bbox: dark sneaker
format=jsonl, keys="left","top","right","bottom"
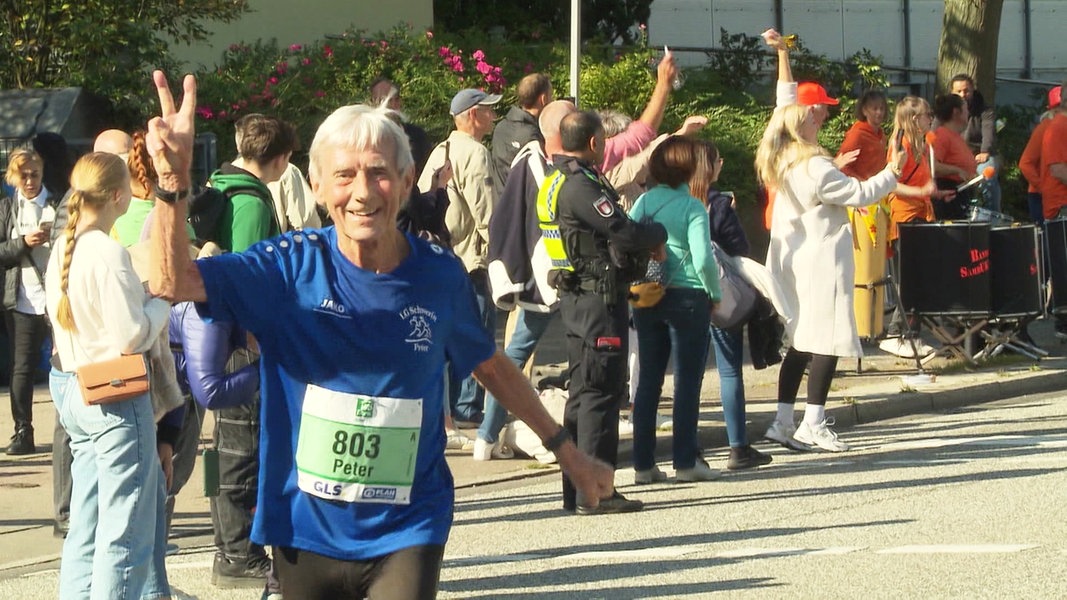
{"left": 212, "top": 553, "right": 271, "bottom": 588}
{"left": 53, "top": 521, "right": 69, "bottom": 539}
{"left": 727, "top": 445, "right": 773, "bottom": 470}
{"left": 576, "top": 491, "right": 644, "bottom": 516}
{"left": 6, "top": 428, "right": 35, "bottom": 455}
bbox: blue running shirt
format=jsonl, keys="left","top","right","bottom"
{"left": 196, "top": 228, "right": 495, "bottom": 560}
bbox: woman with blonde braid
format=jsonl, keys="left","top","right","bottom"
{"left": 758, "top": 104, "right": 904, "bottom": 452}
{"left": 46, "top": 152, "right": 173, "bottom": 599}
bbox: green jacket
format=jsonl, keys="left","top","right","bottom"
{"left": 208, "top": 165, "right": 280, "bottom": 252}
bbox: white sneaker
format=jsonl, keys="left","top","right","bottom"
{"left": 656, "top": 413, "right": 673, "bottom": 431}
{"left": 879, "top": 337, "right": 916, "bottom": 358}
{"left": 764, "top": 419, "right": 810, "bottom": 451}
{"left": 676, "top": 458, "right": 721, "bottom": 482}
{"left": 472, "top": 437, "right": 514, "bottom": 461}
{"left": 794, "top": 418, "right": 850, "bottom": 452}
{"left": 445, "top": 429, "right": 475, "bottom": 451}
{"left": 634, "top": 465, "right": 667, "bottom": 484}
{"left": 618, "top": 416, "right": 634, "bottom": 436}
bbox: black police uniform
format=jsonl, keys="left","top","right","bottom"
{"left": 546, "top": 155, "right": 667, "bottom": 511}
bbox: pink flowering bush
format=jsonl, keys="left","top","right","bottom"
{"left": 195, "top": 24, "right": 514, "bottom": 159}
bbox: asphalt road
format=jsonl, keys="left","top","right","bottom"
{"left": 3, "top": 391, "right": 1066, "bottom": 599}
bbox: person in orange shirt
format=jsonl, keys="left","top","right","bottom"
{"left": 880, "top": 96, "right": 948, "bottom": 358}
{"left": 1019, "top": 86, "right": 1061, "bottom": 225}
{"left": 1039, "top": 89, "right": 1067, "bottom": 221}
{"left": 839, "top": 90, "right": 889, "bottom": 180}
{"left": 931, "top": 93, "right": 978, "bottom": 221}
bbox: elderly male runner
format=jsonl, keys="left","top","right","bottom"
{"left": 146, "top": 71, "right": 612, "bottom": 599}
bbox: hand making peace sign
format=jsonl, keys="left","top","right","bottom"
{"left": 146, "top": 70, "right": 197, "bottom": 193}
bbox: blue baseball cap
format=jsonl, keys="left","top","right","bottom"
{"left": 449, "top": 89, "right": 502, "bottom": 116}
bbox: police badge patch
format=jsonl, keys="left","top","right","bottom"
{"left": 593, "top": 195, "right": 615, "bottom": 218}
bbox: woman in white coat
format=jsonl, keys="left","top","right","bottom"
{"left": 757, "top": 104, "right": 904, "bottom": 451}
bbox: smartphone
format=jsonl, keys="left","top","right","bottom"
{"left": 38, "top": 218, "right": 53, "bottom": 233}
{"left": 202, "top": 448, "right": 220, "bottom": 497}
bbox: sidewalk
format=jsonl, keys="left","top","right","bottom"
{"left": 0, "top": 316, "right": 1063, "bottom": 585}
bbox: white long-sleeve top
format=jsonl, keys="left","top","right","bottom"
{"left": 45, "top": 230, "right": 170, "bottom": 371}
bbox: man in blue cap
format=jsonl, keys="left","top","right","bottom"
{"left": 417, "top": 89, "right": 502, "bottom": 435}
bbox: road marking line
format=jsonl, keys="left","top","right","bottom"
{"left": 563, "top": 545, "right": 704, "bottom": 560}
{"left": 716, "top": 547, "right": 861, "bottom": 559}
{"left": 877, "top": 544, "right": 1038, "bottom": 554}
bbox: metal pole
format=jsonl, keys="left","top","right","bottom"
{"left": 570, "top": 0, "right": 581, "bottom": 106}
{"left": 1022, "top": 0, "right": 1032, "bottom": 78}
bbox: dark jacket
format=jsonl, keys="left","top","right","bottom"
{"left": 962, "top": 90, "right": 996, "bottom": 155}
{"left": 404, "top": 122, "right": 433, "bottom": 177}
{"left": 491, "top": 106, "right": 543, "bottom": 195}
{"left": 0, "top": 193, "right": 59, "bottom": 311}
{"left": 706, "top": 188, "right": 781, "bottom": 368}
{"left": 169, "top": 302, "right": 259, "bottom": 411}
{"left": 706, "top": 189, "right": 749, "bottom": 258}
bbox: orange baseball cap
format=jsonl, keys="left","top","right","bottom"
{"left": 797, "top": 82, "right": 839, "bottom": 106}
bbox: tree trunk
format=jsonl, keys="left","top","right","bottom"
{"left": 936, "top": 0, "right": 1005, "bottom": 104}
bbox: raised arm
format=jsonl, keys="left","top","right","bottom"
{"left": 146, "top": 70, "right": 207, "bottom": 303}
{"left": 635, "top": 50, "right": 677, "bottom": 134}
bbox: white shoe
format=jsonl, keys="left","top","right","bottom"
{"left": 656, "top": 413, "right": 673, "bottom": 431}
{"left": 634, "top": 465, "right": 667, "bottom": 484}
{"left": 676, "top": 458, "right": 721, "bottom": 482}
{"left": 472, "top": 437, "right": 514, "bottom": 461}
{"left": 764, "top": 419, "right": 810, "bottom": 451}
{"left": 446, "top": 429, "right": 475, "bottom": 451}
{"left": 794, "top": 418, "right": 850, "bottom": 452}
{"left": 618, "top": 416, "right": 634, "bottom": 436}
{"left": 879, "top": 337, "right": 916, "bottom": 358}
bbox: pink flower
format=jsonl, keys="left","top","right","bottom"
{"left": 290, "top": 43, "right": 303, "bottom": 51}
{"left": 315, "top": 90, "right": 326, "bottom": 98}
{"left": 524, "top": 62, "right": 534, "bottom": 73}
{"left": 302, "top": 57, "right": 311, "bottom": 66}
{"left": 426, "top": 30, "right": 434, "bottom": 39}
{"left": 268, "top": 76, "right": 279, "bottom": 85}
{"left": 231, "top": 103, "right": 240, "bottom": 110}
{"left": 276, "top": 62, "right": 288, "bottom": 75}
{"left": 475, "top": 61, "right": 491, "bottom": 75}
{"left": 639, "top": 23, "right": 647, "bottom": 30}
{"left": 196, "top": 106, "right": 214, "bottom": 119}
{"left": 438, "top": 46, "right": 451, "bottom": 57}
{"left": 379, "top": 40, "right": 388, "bottom": 49}
{"left": 218, "top": 109, "right": 228, "bottom": 119}
{"left": 323, "top": 45, "right": 333, "bottom": 58}
{"left": 472, "top": 50, "right": 485, "bottom": 61}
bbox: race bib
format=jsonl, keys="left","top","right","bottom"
{"left": 295, "top": 384, "right": 422, "bottom": 504}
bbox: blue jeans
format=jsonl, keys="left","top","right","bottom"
{"left": 51, "top": 368, "right": 169, "bottom": 600}
{"left": 449, "top": 269, "right": 496, "bottom": 421}
{"left": 478, "top": 308, "right": 554, "bottom": 443}
{"left": 631, "top": 288, "right": 711, "bottom": 471}
{"left": 710, "top": 325, "right": 748, "bottom": 447}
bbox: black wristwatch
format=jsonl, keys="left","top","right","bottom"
{"left": 542, "top": 426, "right": 571, "bottom": 453}
{"left": 154, "top": 188, "right": 189, "bottom": 204}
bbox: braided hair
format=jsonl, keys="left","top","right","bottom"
{"left": 127, "top": 131, "right": 157, "bottom": 199}
{"left": 55, "top": 152, "right": 128, "bottom": 332}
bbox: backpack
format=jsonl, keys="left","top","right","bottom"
{"left": 187, "top": 184, "right": 278, "bottom": 251}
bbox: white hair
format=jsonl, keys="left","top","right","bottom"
{"left": 308, "top": 104, "right": 413, "bottom": 183}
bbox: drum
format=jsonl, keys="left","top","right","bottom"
{"left": 1046, "top": 218, "right": 1067, "bottom": 314}
{"left": 899, "top": 222, "right": 991, "bottom": 315}
{"left": 990, "top": 224, "right": 1043, "bottom": 317}
{"left": 852, "top": 207, "right": 888, "bottom": 339}
{"left": 969, "top": 206, "right": 1013, "bottom": 225}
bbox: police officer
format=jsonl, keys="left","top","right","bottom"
{"left": 537, "top": 111, "right": 667, "bottom": 515}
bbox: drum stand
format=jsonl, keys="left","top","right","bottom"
{"left": 972, "top": 317, "right": 1048, "bottom": 361}
{"left": 918, "top": 315, "right": 989, "bottom": 367}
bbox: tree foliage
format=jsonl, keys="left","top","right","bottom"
{"left": 433, "top": 0, "right": 652, "bottom": 43}
{"left": 936, "top": 0, "right": 1005, "bottom": 102}
{"left": 0, "top": 0, "right": 247, "bottom": 125}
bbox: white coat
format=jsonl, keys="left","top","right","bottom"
{"left": 766, "top": 155, "right": 897, "bottom": 357}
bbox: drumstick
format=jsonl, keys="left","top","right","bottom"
{"left": 924, "top": 131, "right": 936, "bottom": 178}
{"left": 956, "top": 166, "right": 997, "bottom": 193}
